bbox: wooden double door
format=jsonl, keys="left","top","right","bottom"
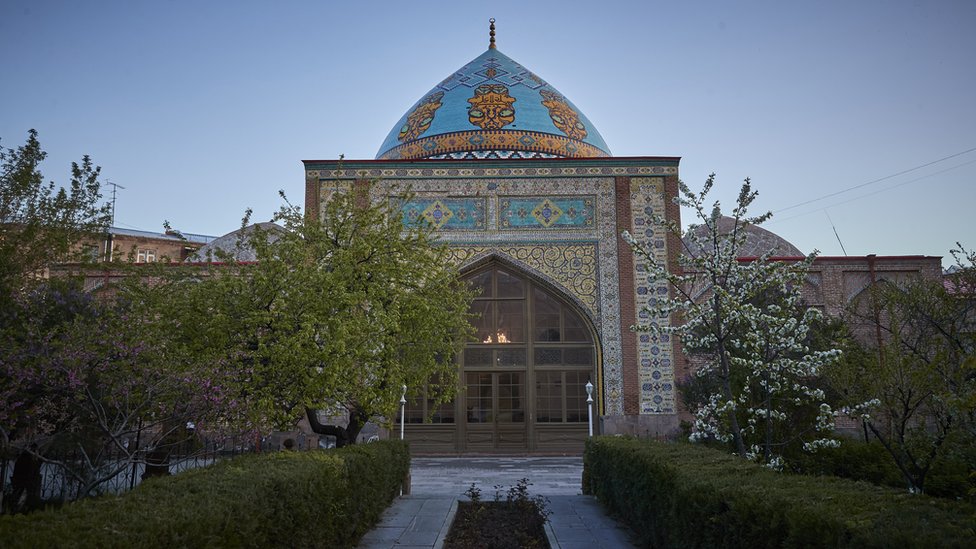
{"left": 462, "top": 371, "right": 527, "bottom": 451}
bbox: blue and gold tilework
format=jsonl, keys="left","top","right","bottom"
{"left": 400, "top": 197, "right": 487, "bottom": 231}
{"left": 376, "top": 47, "right": 611, "bottom": 160}
{"left": 499, "top": 196, "right": 595, "bottom": 229}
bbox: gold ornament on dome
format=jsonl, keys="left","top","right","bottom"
{"left": 540, "top": 89, "right": 587, "bottom": 140}
{"left": 398, "top": 91, "right": 444, "bottom": 142}
{"left": 467, "top": 84, "right": 516, "bottom": 129}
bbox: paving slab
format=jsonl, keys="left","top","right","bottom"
{"left": 356, "top": 457, "right": 637, "bottom": 548}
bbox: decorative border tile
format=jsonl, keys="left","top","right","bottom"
{"left": 309, "top": 164, "right": 677, "bottom": 181}
{"left": 377, "top": 129, "right": 610, "bottom": 161}
{"left": 629, "top": 177, "right": 675, "bottom": 415}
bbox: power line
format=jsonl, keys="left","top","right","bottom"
{"left": 774, "top": 146, "right": 976, "bottom": 214}
{"left": 769, "top": 157, "right": 976, "bottom": 225}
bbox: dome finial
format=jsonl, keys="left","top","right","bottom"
{"left": 489, "top": 18, "right": 496, "bottom": 49}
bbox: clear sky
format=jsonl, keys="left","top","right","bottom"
{"left": 2, "top": 1, "right": 973, "bottom": 266}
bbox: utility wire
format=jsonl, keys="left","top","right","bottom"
{"left": 774, "top": 146, "right": 976, "bottom": 214}
{"left": 770, "top": 157, "right": 976, "bottom": 225}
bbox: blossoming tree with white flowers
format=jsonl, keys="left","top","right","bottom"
{"left": 623, "top": 174, "right": 841, "bottom": 468}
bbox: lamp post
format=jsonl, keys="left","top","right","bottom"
{"left": 400, "top": 384, "right": 407, "bottom": 440}
{"left": 585, "top": 381, "right": 594, "bottom": 437}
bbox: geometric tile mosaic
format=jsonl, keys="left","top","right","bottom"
{"left": 309, "top": 164, "right": 677, "bottom": 182}
{"left": 400, "top": 197, "right": 487, "bottom": 231}
{"left": 499, "top": 195, "right": 595, "bottom": 229}
{"left": 629, "top": 177, "right": 676, "bottom": 415}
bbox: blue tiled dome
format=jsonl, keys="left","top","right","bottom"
{"left": 376, "top": 42, "right": 611, "bottom": 160}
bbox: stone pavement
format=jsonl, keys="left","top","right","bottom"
{"left": 357, "top": 457, "right": 638, "bottom": 549}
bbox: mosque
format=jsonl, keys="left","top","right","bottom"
{"left": 303, "top": 21, "right": 683, "bottom": 453}
{"left": 301, "top": 22, "right": 940, "bottom": 453}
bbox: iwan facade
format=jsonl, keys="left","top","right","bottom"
{"left": 304, "top": 26, "right": 684, "bottom": 453}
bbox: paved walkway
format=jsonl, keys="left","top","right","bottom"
{"left": 357, "top": 457, "right": 638, "bottom": 549}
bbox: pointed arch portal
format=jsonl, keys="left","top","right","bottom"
{"left": 404, "top": 263, "right": 598, "bottom": 453}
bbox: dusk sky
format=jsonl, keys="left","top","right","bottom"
{"left": 2, "top": 1, "right": 973, "bottom": 266}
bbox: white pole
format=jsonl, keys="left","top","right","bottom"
{"left": 400, "top": 384, "right": 407, "bottom": 440}
{"left": 585, "top": 381, "right": 594, "bottom": 437}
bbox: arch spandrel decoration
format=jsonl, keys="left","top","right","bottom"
{"left": 448, "top": 244, "right": 599, "bottom": 317}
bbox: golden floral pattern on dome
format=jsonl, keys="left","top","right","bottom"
{"left": 467, "top": 84, "right": 516, "bottom": 129}
{"left": 540, "top": 89, "right": 587, "bottom": 140}
{"left": 398, "top": 91, "right": 444, "bottom": 142}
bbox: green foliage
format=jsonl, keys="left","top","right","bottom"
{"left": 0, "top": 130, "right": 110, "bottom": 305}
{"left": 790, "top": 438, "right": 975, "bottom": 502}
{"left": 583, "top": 436, "right": 976, "bottom": 548}
{"left": 0, "top": 441, "right": 410, "bottom": 548}
{"left": 826, "top": 247, "right": 976, "bottom": 494}
{"left": 162, "top": 185, "right": 475, "bottom": 442}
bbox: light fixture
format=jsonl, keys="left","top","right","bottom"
{"left": 585, "top": 381, "right": 594, "bottom": 437}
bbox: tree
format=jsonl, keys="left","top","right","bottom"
{"left": 0, "top": 131, "right": 113, "bottom": 511}
{"left": 624, "top": 175, "right": 840, "bottom": 468}
{"left": 0, "top": 130, "right": 111, "bottom": 305}
{"left": 170, "top": 186, "right": 474, "bottom": 446}
{"left": 828, "top": 244, "right": 976, "bottom": 493}
{"left": 0, "top": 277, "right": 223, "bottom": 510}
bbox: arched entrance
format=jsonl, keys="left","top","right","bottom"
{"left": 405, "top": 263, "right": 598, "bottom": 453}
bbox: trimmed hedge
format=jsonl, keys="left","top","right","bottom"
{"left": 583, "top": 437, "right": 976, "bottom": 548}
{"left": 0, "top": 440, "right": 410, "bottom": 548}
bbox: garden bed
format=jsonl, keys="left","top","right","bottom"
{"left": 444, "top": 479, "right": 550, "bottom": 549}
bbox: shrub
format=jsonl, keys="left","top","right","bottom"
{"left": 584, "top": 437, "right": 975, "bottom": 548}
{"left": 0, "top": 441, "right": 409, "bottom": 548}
{"left": 790, "top": 438, "right": 975, "bottom": 502}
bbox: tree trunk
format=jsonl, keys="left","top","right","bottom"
{"left": 867, "top": 421, "right": 923, "bottom": 494}
{"left": 8, "top": 448, "right": 42, "bottom": 513}
{"left": 305, "top": 406, "right": 369, "bottom": 447}
{"left": 716, "top": 342, "right": 748, "bottom": 457}
{"left": 712, "top": 295, "right": 748, "bottom": 458}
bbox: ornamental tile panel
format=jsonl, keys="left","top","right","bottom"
{"left": 447, "top": 243, "right": 598, "bottom": 313}
{"left": 400, "top": 197, "right": 487, "bottom": 231}
{"left": 629, "top": 177, "right": 676, "bottom": 415}
{"left": 498, "top": 196, "right": 595, "bottom": 230}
